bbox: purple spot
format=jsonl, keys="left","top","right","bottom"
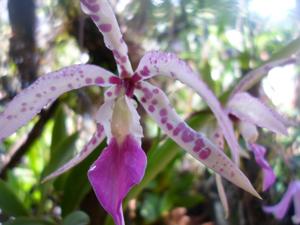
{"left": 21, "top": 108, "right": 27, "bottom": 112}
{"left": 140, "top": 66, "right": 150, "bottom": 76}
{"left": 153, "top": 88, "right": 159, "bottom": 94}
{"left": 85, "top": 78, "right": 92, "bottom": 84}
{"left": 107, "top": 91, "right": 112, "bottom": 97}
{"left": 148, "top": 105, "right": 155, "bottom": 112}
{"left": 95, "top": 77, "right": 104, "bottom": 84}
{"left": 50, "top": 86, "right": 56, "bottom": 91}
{"left": 68, "top": 83, "right": 73, "bottom": 89}
{"left": 99, "top": 23, "right": 112, "bottom": 32}
{"left": 160, "top": 117, "right": 167, "bottom": 124}
{"left": 6, "top": 115, "right": 13, "bottom": 120}
{"left": 159, "top": 108, "right": 167, "bottom": 117}
{"left": 91, "top": 14, "right": 100, "bottom": 21}
{"left": 181, "top": 128, "right": 194, "bottom": 143}
{"left": 166, "top": 123, "right": 173, "bottom": 130}
{"left": 142, "top": 88, "right": 153, "bottom": 100}
{"left": 91, "top": 137, "right": 97, "bottom": 145}
{"left": 81, "top": 0, "right": 100, "bottom": 12}
{"left": 151, "top": 99, "right": 158, "bottom": 105}
{"left": 173, "top": 123, "right": 185, "bottom": 136}
{"left": 199, "top": 148, "right": 211, "bottom": 160}
{"left": 141, "top": 97, "right": 147, "bottom": 103}
{"left": 193, "top": 139, "right": 204, "bottom": 152}
{"left": 36, "top": 93, "right": 42, "bottom": 98}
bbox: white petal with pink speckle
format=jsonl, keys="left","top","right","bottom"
{"left": 43, "top": 123, "right": 106, "bottom": 182}
{"left": 0, "top": 64, "right": 114, "bottom": 140}
{"left": 136, "top": 51, "right": 241, "bottom": 163}
{"left": 134, "top": 81, "right": 260, "bottom": 198}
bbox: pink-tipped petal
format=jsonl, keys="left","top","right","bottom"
{"left": 88, "top": 135, "right": 147, "bottom": 225}
{"left": 249, "top": 144, "right": 276, "bottom": 191}
{"left": 135, "top": 81, "right": 260, "bottom": 198}
{"left": 228, "top": 92, "right": 288, "bottom": 135}
{"left": 136, "top": 51, "right": 240, "bottom": 163}
{"left": 0, "top": 64, "right": 114, "bottom": 140}
{"left": 42, "top": 123, "right": 105, "bottom": 182}
{"left": 80, "top": 0, "right": 133, "bottom": 76}
{"left": 263, "top": 181, "right": 300, "bottom": 219}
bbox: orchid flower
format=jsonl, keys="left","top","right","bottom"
{"left": 0, "top": 1, "right": 260, "bottom": 224}
{"left": 227, "top": 92, "right": 288, "bottom": 191}
{"left": 263, "top": 180, "right": 300, "bottom": 224}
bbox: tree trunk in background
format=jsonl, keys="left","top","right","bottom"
{"left": 8, "top": 0, "right": 38, "bottom": 88}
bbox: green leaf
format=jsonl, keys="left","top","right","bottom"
{"left": 0, "top": 180, "right": 29, "bottom": 217}
{"left": 42, "top": 132, "right": 79, "bottom": 179}
{"left": 62, "top": 211, "right": 90, "bottom": 225}
{"left": 3, "top": 218, "right": 56, "bottom": 225}
{"left": 51, "top": 106, "right": 68, "bottom": 152}
{"left": 269, "top": 37, "right": 300, "bottom": 62}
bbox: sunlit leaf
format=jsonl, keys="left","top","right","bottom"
{"left": 0, "top": 180, "right": 29, "bottom": 217}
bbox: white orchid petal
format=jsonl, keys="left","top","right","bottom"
{"left": 134, "top": 81, "right": 260, "bottom": 198}
{"left": 135, "top": 51, "right": 240, "bottom": 163}
{"left": 80, "top": 0, "right": 133, "bottom": 75}
{"left": 228, "top": 92, "right": 288, "bottom": 135}
{"left": 42, "top": 123, "right": 105, "bottom": 182}
{"left": 0, "top": 64, "right": 114, "bottom": 140}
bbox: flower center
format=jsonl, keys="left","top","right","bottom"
{"left": 112, "top": 73, "right": 141, "bottom": 98}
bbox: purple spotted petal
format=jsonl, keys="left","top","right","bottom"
{"left": 80, "top": 0, "right": 133, "bottom": 76}
{"left": 88, "top": 135, "right": 147, "bottom": 225}
{"left": 0, "top": 64, "right": 114, "bottom": 140}
{"left": 249, "top": 143, "right": 276, "bottom": 191}
{"left": 136, "top": 51, "right": 240, "bottom": 163}
{"left": 263, "top": 181, "right": 300, "bottom": 219}
{"left": 43, "top": 123, "right": 105, "bottom": 182}
{"left": 134, "top": 81, "right": 260, "bottom": 198}
{"left": 227, "top": 92, "right": 288, "bottom": 135}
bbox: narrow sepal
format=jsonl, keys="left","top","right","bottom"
{"left": 134, "top": 81, "right": 260, "bottom": 198}
{"left": 42, "top": 123, "right": 105, "bottom": 182}
{"left": 136, "top": 51, "right": 241, "bottom": 163}
{"left": 80, "top": 0, "right": 133, "bottom": 75}
{"left": 0, "top": 64, "right": 114, "bottom": 140}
